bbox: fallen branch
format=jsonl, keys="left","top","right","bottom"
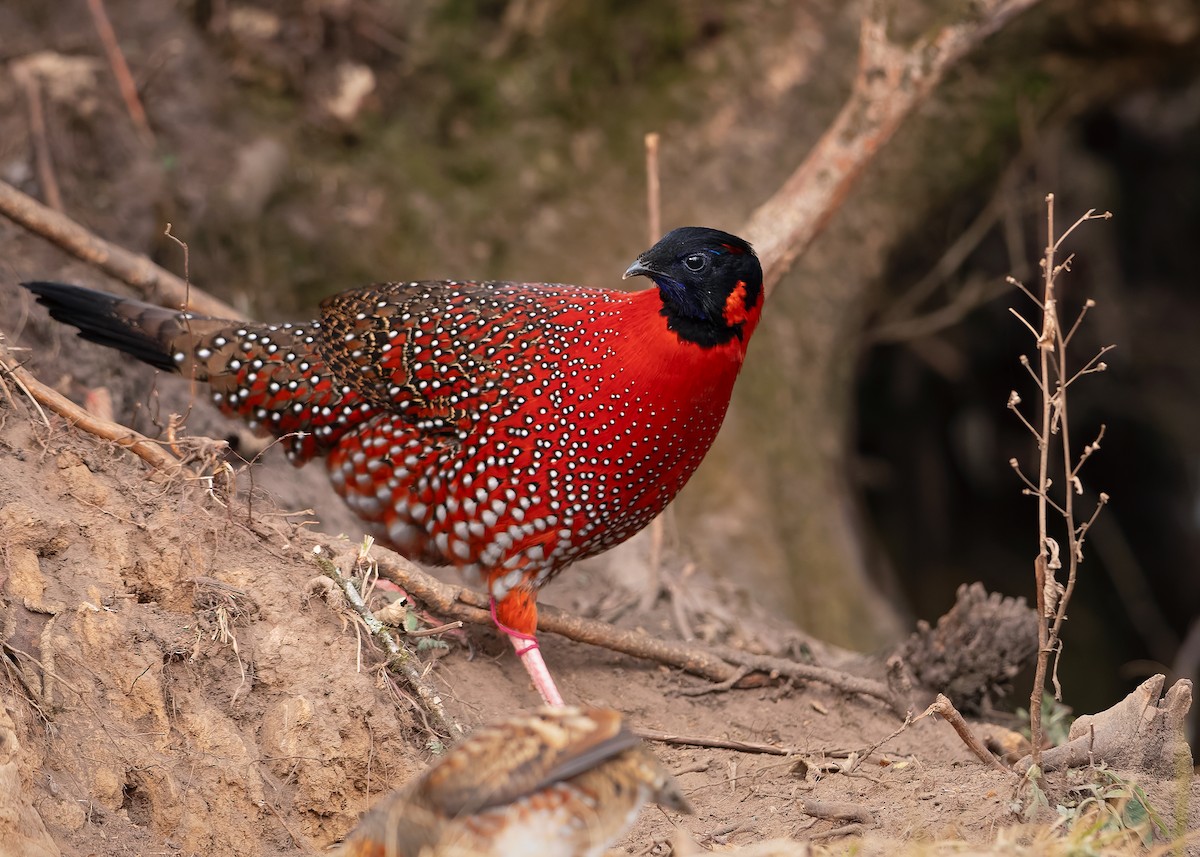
{"left": 312, "top": 547, "right": 463, "bottom": 740}
{"left": 636, "top": 728, "right": 798, "bottom": 757}
{"left": 920, "top": 693, "right": 1014, "bottom": 775}
{"left": 356, "top": 546, "right": 906, "bottom": 714}
{"left": 0, "top": 179, "right": 240, "bottom": 319}
{"left": 367, "top": 547, "right": 733, "bottom": 680}
{"left": 0, "top": 339, "right": 180, "bottom": 472}
{"left": 710, "top": 645, "right": 906, "bottom": 717}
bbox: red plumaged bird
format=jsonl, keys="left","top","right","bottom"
{"left": 23, "top": 226, "right": 764, "bottom": 706}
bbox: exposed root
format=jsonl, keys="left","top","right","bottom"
{"left": 920, "top": 693, "right": 1014, "bottom": 775}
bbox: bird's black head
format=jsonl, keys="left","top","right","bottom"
{"left": 623, "top": 226, "right": 763, "bottom": 347}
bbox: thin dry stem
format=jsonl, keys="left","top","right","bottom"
{"left": 1007, "top": 275, "right": 1045, "bottom": 309}
{"left": 644, "top": 132, "right": 661, "bottom": 243}
{"left": 1071, "top": 424, "right": 1106, "bottom": 479}
{"left": 1008, "top": 307, "right": 1041, "bottom": 340}
{"left": 1009, "top": 459, "right": 1040, "bottom": 495}
{"left": 1075, "top": 493, "right": 1109, "bottom": 546}
{"left": 14, "top": 68, "right": 63, "bottom": 212}
{"left": 312, "top": 547, "right": 463, "bottom": 739}
{"left": 1027, "top": 194, "right": 1057, "bottom": 764}
{"left": 1007, "top": 395, "right": 1041, "bottom": 441}
{"left": 643, "top": 131, "right": 668, "bottom": 590}
{"left": 1062, "top": 298, "right": 1096, "bottom": 347}
{"left": 1011, "top": 193, "right": 1111, "bottom": 767}
{"left": 85, "top": 0, "right": 155, "bottom": 148}
{"left": 1018, "top": 354, "right": 1043, "bottom": 389}
{"left": 1064, "top": 344, "right": 1115, "bottom": 389}
{"left": 1051, "top": 208, "right": 1112, "bottom": 253}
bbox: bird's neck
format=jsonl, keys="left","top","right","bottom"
{"left": 625, "top": 287, "right": 761, "bottom": 368}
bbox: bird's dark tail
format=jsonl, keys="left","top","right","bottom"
{"left": 22, "top": 281, "right": 365, "bottom": 464}
{"left": 21, "top": 281, "right": 217, "bottom": 373}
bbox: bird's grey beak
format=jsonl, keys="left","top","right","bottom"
{"left": 623, "top": 259, "right": 653, "bottom": 280}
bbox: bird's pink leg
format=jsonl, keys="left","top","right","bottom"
{"left": 509, "top": 636, "right": 564, "bottom": 707}
{"left": 491, "top": 597, "right": 565, "bottom": 707}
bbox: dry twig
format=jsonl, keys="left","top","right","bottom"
{"left": 1007, "top": 194, "right": 1112, "bottom": 767}
{"left": 920, "top": 693, "right": 1013, "bottom": 775}
{"left": 0, "top": 179, "right": 240, "bottom": 319}
{"left": 312, "top": 546, "right": 463, "bottom": 740}
{"left": 642, "top": 130, "right": 668, "bottom": 600}
{"left": 710, "top": 644, "right": 906, "bottom": 717}
{"left": 636, "top": 728, "right": 799, "bottom": 757}
{"left": 12, "top": 65, "right": 63, "bottom": 212}
{"left": 644, "top": 132, "right": 662, "bottom": 243}
{"left": 85, "top": 0, "right": 155, "bottom": 148}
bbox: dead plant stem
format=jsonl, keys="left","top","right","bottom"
{"left": 1017, "top": 194, "right": 1112, "bottom": 768}
{"left": 313, "top": 548, "right": 463, "bottom": 739}
{"left": 1029, "top": 195, "right": 1056, "bottom": 766}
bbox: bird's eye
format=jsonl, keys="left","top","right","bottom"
{"left": 683, "top": 254, "right": 707, "bottom": 272}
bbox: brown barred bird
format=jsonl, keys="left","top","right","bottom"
{"left": 334, "top": 706, "right": 690, "bottom": 857}
{"left": 22, "top": 226, "right": 764, "bottom": 705}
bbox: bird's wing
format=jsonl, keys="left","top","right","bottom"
{"left": 318, "top": 279, "right": 581, "bottom": 435}
{"left": 417, "top": 707, "right": 641, "bottom": 816}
